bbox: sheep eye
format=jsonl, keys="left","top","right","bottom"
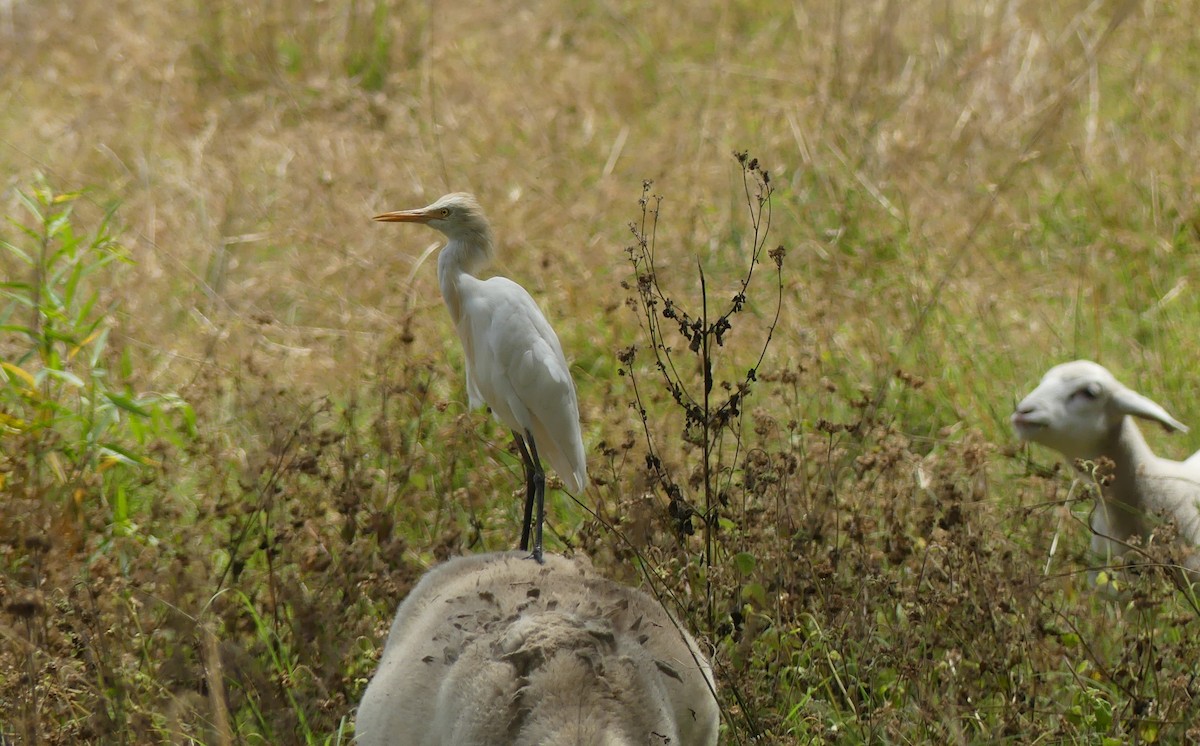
{"left": 1072, "top": 385, "right": 1099, "bottom": 401}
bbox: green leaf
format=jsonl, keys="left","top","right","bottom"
{"left": 73, "top": 291, "right": 101, "bottom": 330}
{"left": 119, "top": 347, "right": 133, "bottom": 378}
{"left": 44, "top": 327, "right": 79, "bottom": 346}
{"left": 88, "top": 327, "right": 111, "bottom": 368}
{"left": 105, "top": 392, "right": 153, "bottom": 417}
{"left": 63, "top": 256, "right": 86, "bottom": 308}
{"left": 1, "top": 361, "right": 38, "bottom": 389}
{"left": 15, "top": 188, "right": 43, "bottom": 223}
{"left": 0, "top": 411, "right": 30, "bottom": 432}
{"left": 0, "top": 323, "right": 38, "bottom": 338}
{"left": 112, "top": 483, "right": 129, "bottom": 523}
{"left": 0, "top": 239, "right": 32, "bottom": 264}
{"left": 47, "top": 210, "right": 73, "bottom": 242}
{"left": 741, "top": 582, "right": 767, "bottom": 607}
{"left": 51, "top": 189, "right": 84, "bottom": 205}
{"left": 39, "top": 367, "right": 85, "bottom": 388}
{"left": 0, "top": 293, "right": 37, "bottom": 311}
{"left": 733, "top": 551, "right": 756, "bottom": 576}
{"left": 99, "top": 442, "right": 154, "bottom": 467}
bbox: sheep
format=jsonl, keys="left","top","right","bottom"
{"left": 355, "top": 551, "right": 720, "bottom": 746}
{"left": 1012, "top": 359, "right": 1200, "bottom": 585}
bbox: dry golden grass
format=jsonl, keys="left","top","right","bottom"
{"left": 4, "top": 0, "right": 1200, "bottom": 743}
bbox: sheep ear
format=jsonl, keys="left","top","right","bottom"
{"left": 1112, "top": 387, "right": 1189, "bottom": 433}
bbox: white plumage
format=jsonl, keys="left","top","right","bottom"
{"left": 374, "top": 193, "right": 587, "bottom": 559}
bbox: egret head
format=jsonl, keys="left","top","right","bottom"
{"left": 373, "top": 192, "right": 491, "bottom": 245}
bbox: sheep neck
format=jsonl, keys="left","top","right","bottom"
{"left": 1096, "top": 416, "right": 1154, "bottom": 530}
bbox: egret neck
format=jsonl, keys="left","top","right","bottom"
{"left": 436, "top": 227, "right": 493, "bottom": 325}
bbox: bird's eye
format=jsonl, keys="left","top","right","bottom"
{"left": 440, "top": 208, "right": 450, "bottom": 218}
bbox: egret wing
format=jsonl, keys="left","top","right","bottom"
{"left": 463, "top": 277, "right": 587, "bottom": 493}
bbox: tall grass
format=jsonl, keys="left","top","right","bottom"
{"left": 4, "top": 0, "right": 1200, "bottom": 742}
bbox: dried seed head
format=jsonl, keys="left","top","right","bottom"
{"left": 6, "top": 590, "right": 45, "bottom": 619}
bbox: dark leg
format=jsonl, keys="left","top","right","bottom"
{"left": 523, "top": 430, "right": 546, "bottom": 563}
{"left": 512, "top": 431, "right": 538, "bottom": 553}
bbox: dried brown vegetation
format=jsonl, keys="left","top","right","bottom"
{"left": 3, "top": 0, "right": 1200, "bottom": 743}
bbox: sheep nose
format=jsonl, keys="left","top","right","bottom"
{"left": 1011, "top": 403, "right": 1037, "bottom": 424}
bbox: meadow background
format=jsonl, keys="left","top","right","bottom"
{"left": 3, "top": 0, "right": 1200, "bottom": 743}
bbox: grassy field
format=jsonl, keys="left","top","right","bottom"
{"left": 4, "top": 0, "right": 1200, "bottom": 742}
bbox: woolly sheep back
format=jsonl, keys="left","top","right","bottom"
{"left": 356, "top": 551, "right": 719, "bottom": 746}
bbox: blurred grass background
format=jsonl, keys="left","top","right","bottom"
{"left": 3, "top": 0, "right": 1200, "bottom": 743}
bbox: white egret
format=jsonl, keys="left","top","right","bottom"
{"left": 373, "top": 193, "right": 587, "bottom": 562}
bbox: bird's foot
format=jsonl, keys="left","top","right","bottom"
{"left": 525, "top": 546, "right": 545, "bottom": 565}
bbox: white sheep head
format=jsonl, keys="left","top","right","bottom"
{"left": 1012, "top": 360, "right": 1188, "bottom": 460}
